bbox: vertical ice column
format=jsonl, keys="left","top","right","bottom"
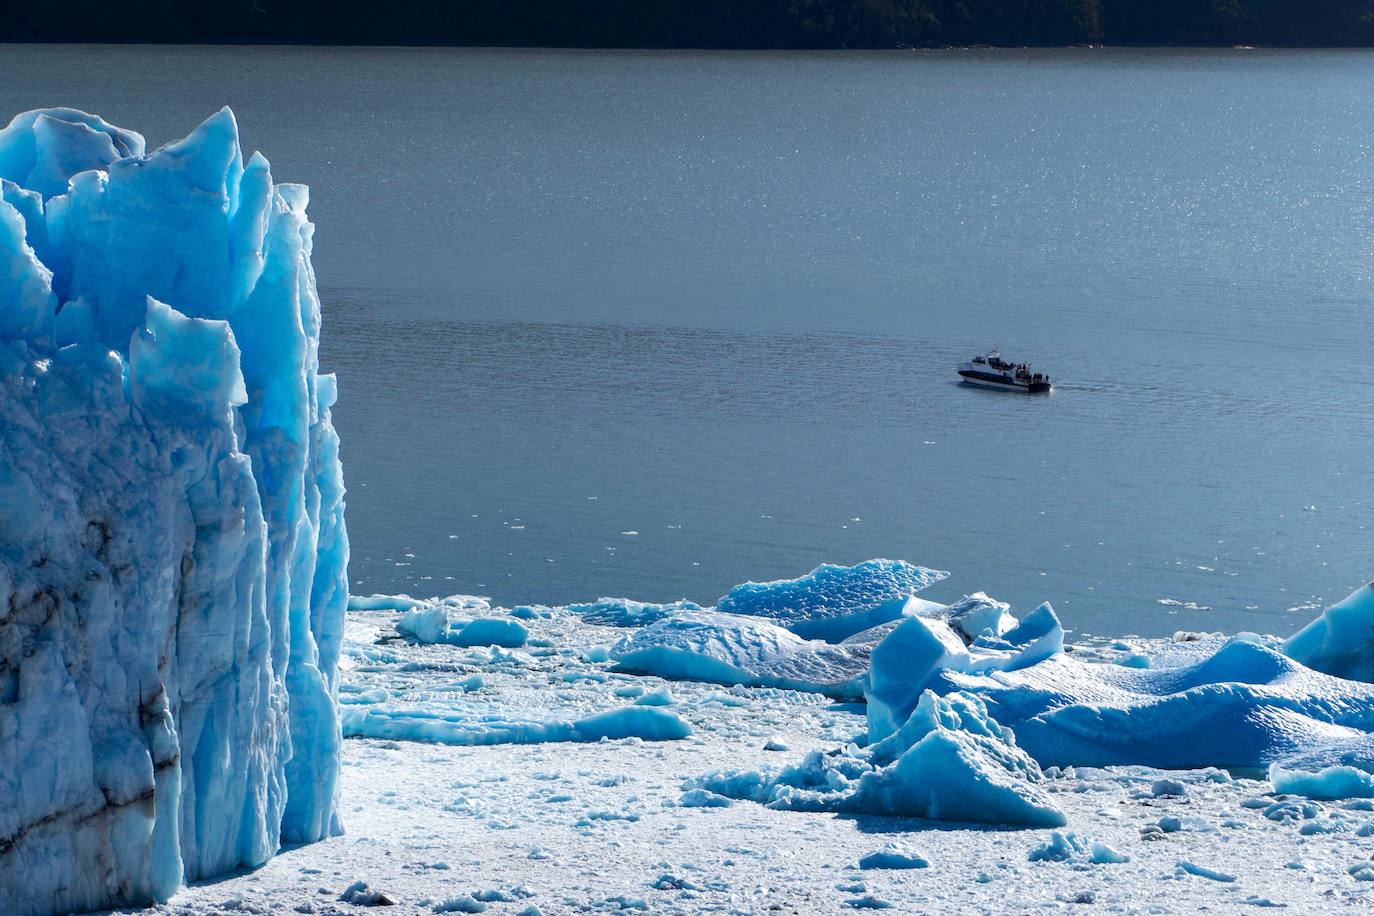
{"left": 0, "top": 106, "right": 349, "bottom": 913}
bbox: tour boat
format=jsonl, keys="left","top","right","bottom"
{"left": 957, "top": 352, "right": 1052, "bottom": 393}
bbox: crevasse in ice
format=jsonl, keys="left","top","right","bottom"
{"left": 0, "top": 107, "right": 348, "bottom": 914}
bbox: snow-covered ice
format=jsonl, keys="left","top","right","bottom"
{"left": 690, "top": 688, "right": 1066, "bottom": 827}
{"left": 28, "top": 565, "right": 1345, "bottom": 913}
{"left": 0, "top": 107, "right": 346, "bottom": 913}
{"left": 397, "top": 600, "right": 530, "bottom": 647}
{"left": 714, "top": 559, "right": 947, "bottom": 642}
{"left": 609, "top": 610, "right": 877, "bottom": 698}
{"left": 123, "top": 577, "right": 1374, "bottom": 913}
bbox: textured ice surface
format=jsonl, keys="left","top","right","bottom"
{"left": 1269, "top": 763, "right": 1374, "bottom": 800}
{"left": 931, "top": 637, "right": 1374, "bottom": 770}
{"left": 342, "top": 704, "right": 690, "bottom": 746}
{"left": 349, "top": 594, "right": 430, "bottom": 612}
{"left": 0, "top": 107, "right": 347, "bottom": 913}
{"left": 1283, "top": 582, "right": 1374, "bottom": 683}
{"left": 866, "top": 603, "right": 1064, "bottom": 742}
{"left": 609, "top": 610, "right": 876, "bottom": 699}
{"left": 565, "top": 597, "right": 705, "bottom": 628}
{"left": 146, "top": 578, "right": 1374, "bottom": 913}
{"left": 396, "top": 602, "right": 528, "bottom": 647}
{"left": 715, "top": 559, "right": 948, "bottom": 642}
{"left": 691, "top": 690, "right": 1064, "bottom": 827}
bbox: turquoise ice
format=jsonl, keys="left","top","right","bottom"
{"left": 0, "top": 107, "right": 347, "bottom": 913}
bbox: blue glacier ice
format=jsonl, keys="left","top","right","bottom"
{"left": 1269, "top": 762, "right": 1374, "bottom": 800}
{"left": 715, "top": 559, "right": 948, "bottom": 642}
{"left": 689, "top": 689, "right": 1065, "bottom": 827}
{"left": 343, "top": 703, "right": 691, "bottom": 745}
{"left": 394, "top": 598, "right": 528, "bottom": 647}
{"left": 858, "top": 844, "right": 930, "bottom": 870}
{"left": 609, "top": 609, "right": 879, "bottom": 699}
{"left": 599, "top": 560, "right": 956, "bottom": 698}
{"left": 1283, "top": 581, "right": 1374, "bottom": 684}
{"left": 685, "top": 582, "right": 1374, "bottom": 825}
{"left": 566, "top": 596, "right": 706, "bottom": 627}
{"left": 866, "top": 602, "right": 1064, "bottom": 742}
{"left": 854, "top": 593, "right": 1374, "bottom": 772}
{"left": 0, "top": 107, "right": 347, "bottom": 914}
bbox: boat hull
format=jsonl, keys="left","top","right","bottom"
{"left": 958, "top": 370, "right": 1051, "bottom": 394}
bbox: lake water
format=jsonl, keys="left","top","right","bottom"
{"left": 3, "top": 45, "right": 1371, "bottom": 638}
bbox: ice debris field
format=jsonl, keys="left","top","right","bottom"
{"left": 157, "top": 567, "right": 1374, "bottom": 914}
{"left": 5, "top": 107, "right": 1374, "bottom": 915}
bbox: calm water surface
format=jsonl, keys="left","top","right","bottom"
{"left": 2, "top": 45, "right": 1371, "bottom": 637}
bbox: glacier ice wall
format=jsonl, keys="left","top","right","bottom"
{"left": 0, "top": 107, "right": 348, "bottom": 914}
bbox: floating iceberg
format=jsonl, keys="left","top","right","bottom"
{"left": 866, "top": 602, "right": 1063, "bottom": 742}
{"left": 689, "top": 690, "right": 1064, "bottom": 828}
{"left": 349, "top": 593, "right": 431, "bottom": 612}
{"left": 1283, "top": 582, "right": 1374, "bottom": 683}
{"left": 396, "top": 603, "right": 528, "bottom": 648}
{"left": 716, "top": 559, "right": 948, "bottom": 642}
{"left": 609, "top": 610, "right": 877, "bottom": 699}
{"left": 0, "top": 108, "right": 347, "bottom": 913}
{"left": 565, "top": 596, "right": 705, "bottom": 628}
{"left": 926, "top": 635, "right": 1374, "bottom": 770}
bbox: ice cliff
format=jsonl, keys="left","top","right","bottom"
{"left": 0, "top": 107, "right": 348, "bottom": 914}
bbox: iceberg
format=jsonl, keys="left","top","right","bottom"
{"left": 0, "top": 108, "right": 347, "bottom": 913}
{"left": 596, "top": 560, "right": 961, "bottom": 698}
{"left": 395, "top": 603, "right": 528, "bottom": 648}
{"left": 609, "top": 610, "right": 878, "bottom": 699}
{"left": 565, "top": 596, "right": 705, "bottom": 628}
{"left": 687, "top": 585, "right": 1374, "bottom": 826}
{"left": 866, "top": 602, "right": 1064, "bottom": 742}
{"left": 715, "top": 559, "right": 948, "bottom": 642}
{"left": 923, "top": 635, "right": 1374, "bottom": 770}
{"left": 851, "top": 590, "right": 1374, "bottom": 772}
{"left": 1269, "top": 763, "right": 1374, "bottom": 800}
{"left": 1283, "top": 582, "right": 1374, "bottom": 683}
{"left": 689, "top": 690, "right": 1064, "bottom": 828}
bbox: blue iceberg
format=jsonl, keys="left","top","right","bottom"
{"left": 0, "top": 108, "right": 347, "bottom": 913}
{"left": 566, "top": 596, "right": 706, "bottom": 628}
{"left": 1283, "top": 582, "right": 1374, "bottom": 684}
{"left": 394, "top": 598, "right": 529, "bottom": 648}
{"left": 847, "top": 591, "right": 1374, "bottom": 774}
{"left": 343, "top": 703, "right": 691, "bottom": 745}
{"left": 689, "top": 689, "right": 1065, "bottom": 828}
{"left": 609, "top": 609, "right": 879, "bottom": 699}
{"left": 716, "top": 559, "right": 947, "bottom": 642}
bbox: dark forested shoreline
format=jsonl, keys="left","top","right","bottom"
{"left": 3, "top": 0, "right": 1373, "bottom": 48}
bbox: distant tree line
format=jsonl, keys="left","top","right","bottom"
{"left": 4, "top": 0, "right": 1374, "bottom": 47}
